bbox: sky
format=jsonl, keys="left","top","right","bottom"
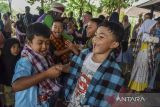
{"left": 12, "top": 0, "right": 40, "bottom": 14}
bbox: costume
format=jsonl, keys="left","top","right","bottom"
{"left": 128, "top": 19, "right": 159, "bottom": 92}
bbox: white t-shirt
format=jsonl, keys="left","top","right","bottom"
{"left": 68, "top": 53, "right": 101, "bottom": 107}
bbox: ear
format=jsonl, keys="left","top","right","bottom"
{"left": 110, "top": 42, "right": 119, "bottom": 49}
{"left": 27, "top": 40, "right": 32, "bottom": 46}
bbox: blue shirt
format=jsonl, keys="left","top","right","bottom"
{"left": 12, "top": 57, "right": 49, "bottom": 107}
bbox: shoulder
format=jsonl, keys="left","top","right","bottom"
{"left": 71, "top": 48, "right": 91, "bottom": 64}
{"left": 16, "top": 57, "right": 31, "bottom": 65}
{"left": 13, "top": 57, "right": 34, "bottom": 82}
{"left": 15, "top": 57, "right": 33, "bottom": 72}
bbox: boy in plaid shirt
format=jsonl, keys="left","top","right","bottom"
{"left": 65, "top": 21, "right": 125, "bottom": 107}
{"left": 50, "top": 19, "right": 79, "bottom": 64}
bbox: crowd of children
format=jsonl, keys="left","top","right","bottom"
{"left": 0, "top": 2, "right": 160, "bottom": 107}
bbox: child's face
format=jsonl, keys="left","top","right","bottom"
{"left": 52, "top": 22, "right": 63, "bottom": 37}
{"left": 29, "top": 35, "right": 50, "bottom": 56}
{"left": 87, "top": 21, "right": 98, "bottom": 38}
{"left": 10, "top": 43, "right": 20, "bottom": 56}
{"left": 92, "top": 26, "right": 119, "bottom": 54}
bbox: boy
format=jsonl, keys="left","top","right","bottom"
{"left": 50, "top": 19, "right": 79, "bottom": 64}
{"left": 12, "top": 23, "right": 63, "bottom": 107}
{"left": 65, "top": 21, "right": 125, "bottom": 107}
{"left": 65, "top": 18, "right": 102, "bottom": 54}
{"left": 85, "top": 18, "right": 102, "bottom": 48}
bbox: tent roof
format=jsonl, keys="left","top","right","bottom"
{"left": 137, "top": 0, "right": 160, "bottom": 11}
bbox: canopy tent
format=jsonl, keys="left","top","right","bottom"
{"left": 136, "top": 0, "right": 160, "bottom": 12}
{"left": 125, "top": 6, "right": 160, "bottom": 17}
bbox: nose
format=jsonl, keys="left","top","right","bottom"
{"left": 42, "top": 42, "right": 47, "bottom": 50}
{"left": 92, "top": 36, "right": 97, "bottom": 43}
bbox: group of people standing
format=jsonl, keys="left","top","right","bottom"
{"left": 0, "top": 2, "right": 160, "bottom": 107}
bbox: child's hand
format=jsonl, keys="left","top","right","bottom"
{"left": 65, "top": 40, "right": 80, "bottom": 55}
{"left": 65, "top": 40, "right": 77, "bottom": 51}
{"left": 46, "top": 64, "right": 63, "bottom": 79}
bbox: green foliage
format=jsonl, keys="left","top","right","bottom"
{"left": 26, "top": 0, "right": 130, "bottom": 17}
{"left": 65, "top": 0, "right": 98, "bottom": 19}
{"left": 101, "top": 0, "right": 129, "bottom": 15}
{"left": 0, "top": 2, "right": 9, "bottom": 13}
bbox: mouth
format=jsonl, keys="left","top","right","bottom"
{"left": 54, "top": 32, "right": 61, "bottom": 36}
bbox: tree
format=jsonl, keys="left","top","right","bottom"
{"left": 26, "top": 0, "right": 49, "bottom": 8}
{"left": 100, "top": 0, "right": 129, "bottom": 15}
{"left": 0, "top": 1, "right": 10, "bottom": 13}
{"left": 65, "top": 0, "right": 98, "bottom": 19}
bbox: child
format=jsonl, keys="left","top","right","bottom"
{"left": 65, "top": 21, "right": 124, "bottom": 107}
{"left": 12, "top": 23, "right": 63, "bottom": 107}
{"left": 50, "top": 19, "right": 78, "bottom": 64}
{"left": 0, "top": 38, "right": 21, "bottom": 107}
{"left": 65, "top": 18, "right": 102, "bottom": 54}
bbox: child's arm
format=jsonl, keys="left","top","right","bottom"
{"left": 62, "top": 63, "right": 70, "bottom": 73}
{"left": 54, "top": 48, "right": 70, "bottom": 56}
{"left": 12, "top": 65, "right": 62, "bottom": 92}
{"left": 65, "top": 40, "right": 80, "bottom": 55}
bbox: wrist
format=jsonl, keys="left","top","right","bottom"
{"left": 43, "top": 70, "right": 49, "bottom": 79}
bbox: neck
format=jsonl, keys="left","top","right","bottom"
{"left": 92, "top": 50, "right": 112, "bottom": 63}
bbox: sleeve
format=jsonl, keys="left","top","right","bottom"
{"left": 12, "top": 57, "right": 33, "bottom": 83}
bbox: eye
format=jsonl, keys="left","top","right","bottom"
{"left": 37, "top": 41, "right": 43, "bottom": 45}
{"left": 99, "top": 35, "right": 104, "bottom": 39}
{"left": 45, "top": 41, "right": 50, "bottom": 45}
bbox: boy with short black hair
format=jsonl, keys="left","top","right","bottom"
{"left": 65, "top": 21, "right": 125, "bottom": 107}
{"left": 12, "top": 23, "right": 63, "bottom": 107}
{"left": 50, "top": 19, "right": 79, "bottom": 64}
{"left": 65, "top": 18, "right": 102, "bottom": 54}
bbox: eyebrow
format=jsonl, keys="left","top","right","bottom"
{"left": 98, "top": 32, "right": 106, "bottom": 35}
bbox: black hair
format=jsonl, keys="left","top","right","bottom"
{"left": 145, "top": 13, "right": 153, "bottom": 19}
{"left": 90, "top": 18, "right": 103, "bottom": 26}
{"left": 54, "top": 18, "right": 63, "bottom": 23}
{"left": 0, "top": 13, "right": 1, "bottom": 19}
{"left": 26, "top": 23, "right": 51, "bottom": 41}
{"left": 1, "top": 38, "right": 20, "bottom": 85}
{"left": 25, "top": 6, "right": 30, "bottom": 9}
{"left": 7, "top": 12, "right": 11, "bottom": 17}
{"left": 39, "top": 8, "right": 44, "bottom": 15}
{"left": 99, "top": 21, "right": 124, "bottom": 43}
{"left": 109, "top": 12, "right": 119, "bottom": 24}
{"left": 98, "top": 15, "right": 105, "bottom": 21}
{"left": 85, "top": 11, "right": 92, "bottom": 16}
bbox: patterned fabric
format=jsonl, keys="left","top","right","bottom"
{"left": 148, "top": 43, "right": 156, "bottom": 77}
{"left": 133, "top": 33, "right": 142, "bottom": 58}
{"left": 65, "top": 48, "right": 124, "bottom": 107}
{"left": 50, "top": 32, "right": 70, "bottom": 64}
{"left": 21, "top": 45, "right": 61, "bottom": 97}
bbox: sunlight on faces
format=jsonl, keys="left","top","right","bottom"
{"left": 87, "top": 21, "right": 98, "bottom": 38}
{"left": 28, "top": 35, "right": 50, "bottom": 56}
{"left": 10, "top": 43, "right": 20, "bottom": 56}
{"left": 92, "top": 26, "right": 119, "bottom": 54}
{"left": 51, "top": 22, "right": 63, "bottom": 37}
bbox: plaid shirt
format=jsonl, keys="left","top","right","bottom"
{"left": 65, "top": 48, "right": 124, "bottom": 107}
{"left": 50, "top": 33, "right": 70, "bottom": 64}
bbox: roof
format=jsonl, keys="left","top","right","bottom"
{"left": 125, "top": 6, "right": 160, "bottom": 17}
{"left": 136, "top": 0, "right": 160, "bottom": 11}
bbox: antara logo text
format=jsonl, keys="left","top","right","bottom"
{"left": 116, "top": 95, "right": 146, "bottom": 103}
